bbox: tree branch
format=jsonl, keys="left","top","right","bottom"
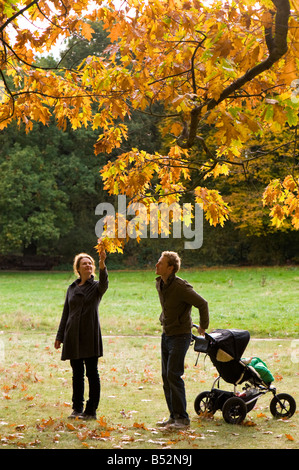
{"left": 182, "top": 0, "right": 291, "bottom": 148}
{"left": 0, "top": 70, "right": 15, "bottom": 121}
{"left": 0, "top": 0, "right": 38, "bottom": 34}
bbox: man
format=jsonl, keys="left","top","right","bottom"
{"left": 155, "top": 251, "right": 209, "bottom": 429}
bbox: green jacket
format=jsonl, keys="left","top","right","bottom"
{"left": 249, "top": 357, "right": 274, "bottom": 384}
{"left": 156, "top": 273, "right": 209, "bottom": 336}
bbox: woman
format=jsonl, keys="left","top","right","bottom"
{"left": 54, "top": 250, "right": 108, "bottom": 420}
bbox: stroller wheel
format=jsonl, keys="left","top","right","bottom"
{"left": 222, "top": 397, "right": 247, "bottom": 424}
{"left": 194, "top": 391, "right": 216, "bottom": 416}
{"left": 270, "top": 393, "right": 296, "bottom": 419}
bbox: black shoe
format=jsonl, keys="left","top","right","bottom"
{"left": 78, "top": 412, "right": 97, "bottom": 420}
{"left": 68, "top": 410, "right": 82, "bottom": 419}
{"left": 168, "top": 418, "right": 190, "bottom": 430}
{"left": 156, "top": 417, "right": 175, "bottom": 427}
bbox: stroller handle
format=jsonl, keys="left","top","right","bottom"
{"left": 191, "top": 326, "right": 211, "bottom": 354}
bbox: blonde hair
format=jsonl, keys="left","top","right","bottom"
{"left": 161, "top": 251, "right": 181, "bottom": 273}
{"left": 73, "top": 253, "right": 95, "bottom": 277}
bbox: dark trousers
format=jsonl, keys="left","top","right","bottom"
{"left": 70, "top": 356, "right": 100, "bottom": 414}
{"left": 161, "top": 333, "right": 191, "bottom": 420}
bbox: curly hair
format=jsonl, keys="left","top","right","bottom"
{"left": 161, "top": 251, "right": 181, "bottom": 273}
{"left": 73, "top": 253, "right": 95, "bottom": 277}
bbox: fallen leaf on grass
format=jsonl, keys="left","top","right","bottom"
{"left": 120, "top": 409, "right": 138, "bottom": 419}
{"left": 257, "top": 412, "right": 267, "bottom": 418}
{"left": 15, "top": 425, "right": 26, "bottom": 431}
{"left": 274, "top": 373, "right": 283, "bottom": 381}
{"left": 285, "top": 434, "right": 295, "bottom": 441}
{"left": 76, "top": 427, "right": 112, "bottom": 443}
{"left": 81, "top": 442, "right": 90, "bottom": 448}
{"left": 147, "top": 439, "right": 169, "bottom": 446}
{"left": 36, "top": 417, "right": 55, "bottom": 431}
{"left": 96, "top": 416, "right": 115, "bottom": 431}
{"left": 1, "top": 432, "right": 25, "bottom": 443}
{"left": 2, "top": 385, "right": 12, "bottom": 392}
{"left": 77, "top": 431, "right": 87, "bottom": 441}
{"left": 133, "top": 422, "right": 148, "bottom": 430}
{"left": 97, "top": 416, "right": 108, "bottom": 427}
{"left": 243, "top": 420, "right": 257, "bottom": 427}
{"left": 16, "top": 441, "right": 27, "bottom": 448}
{"left": 23, "top": 394, "right": 35, "bottom": 401}
{"left": 198, "top": 411, "right": 214, "bottom": 420}
{"left": 67, "top": 423, "right": 76, "bottom": 431}
{"left": 121, "top": 435, "right": 135, "bottom": 442}
{"left": 29, "top": 439, "right": 41, "bottom": 446}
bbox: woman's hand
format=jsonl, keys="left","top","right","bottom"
{"left": 54, "top": 340, "right": 61, "bottom": 349}
{"left": 99, "top": 249, "right": 106, "bottom": 269}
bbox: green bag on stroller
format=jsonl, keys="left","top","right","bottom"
{"left": 248, "top": 357, "right": 274, "bottom": 384}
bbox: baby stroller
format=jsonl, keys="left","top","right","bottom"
{"left": 191, "top": 326, "right": 296, "bottom": 424}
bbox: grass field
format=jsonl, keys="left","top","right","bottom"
{"left": 0, "top": 267, "right": 298, "bottom": 450}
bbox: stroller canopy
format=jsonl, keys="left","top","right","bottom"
{"left": 193, "top": 329, "right": 251, "bottom": 385}
{"left": 207, "top": 329, "right": 250, "bottom": 361}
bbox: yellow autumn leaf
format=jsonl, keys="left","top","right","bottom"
{"left": 170, "top": 122, "right": 183, "bottom": 136}
{"left": 290, "top": 0, "right": 299, "bottom": 12}
{"left": 67, "top": 423, "right": 76, "bottom": 431}
{"left": 81, "top": 22, "right": 95, "bottom": 41}
{"left": 283, "top": 175, "right": 297, "bottom": 192}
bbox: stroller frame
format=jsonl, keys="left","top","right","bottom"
{"left": 191, "top": 326, "right": 296, "bottom": 424}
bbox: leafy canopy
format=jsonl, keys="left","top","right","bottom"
{"left": 0, "top": 0, "right": 298, "bottom": 253}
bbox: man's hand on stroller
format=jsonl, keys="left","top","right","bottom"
{"left": 197, "top": 326, "right": 205, "bottom": 336}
